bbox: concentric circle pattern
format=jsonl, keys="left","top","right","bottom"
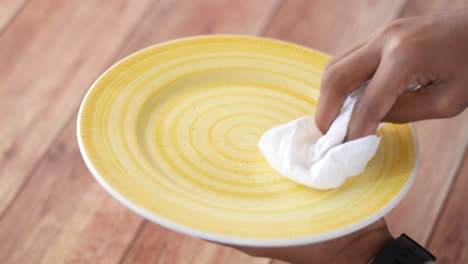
{"left": 78, "top": 36, "right": 417, "bottom": 246}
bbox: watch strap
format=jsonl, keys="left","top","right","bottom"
{"left": 370, "top": 233, "right": 436, "bottom": 264}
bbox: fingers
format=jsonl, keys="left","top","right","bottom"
{"left": 383, "top": 81, "right": 466, "bottom": 123}
{"left": 325, "top": 41, "right": 366, "bottom": 70}
{"left": 348, "top": 76, "right": 465, "bottom": 140}
{"left": 316, "top": 43, "right": 380, "bottom": 134}
{"left": 346, "top": 61, "right": 404, "bottom": 141}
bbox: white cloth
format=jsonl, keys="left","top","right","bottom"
{"left": 258, "top": 88, "right": 381, "bottom": 190}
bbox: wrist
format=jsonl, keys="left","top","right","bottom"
{"left": 335, "top": 223, "right": 393, "bottom": 264}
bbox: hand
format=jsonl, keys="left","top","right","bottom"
{"left": 316, "top": 9, "right": 468, "bottom": 140}
{"left": 229, "top": 219, "right": 392, "bottom": 264}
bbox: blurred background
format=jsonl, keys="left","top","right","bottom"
{"left": 0, "top": 0, "right": 466, "bottom": 263}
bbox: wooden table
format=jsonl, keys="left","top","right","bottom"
{"left": 0, "top": 0, "right": 466, "bottom": 263}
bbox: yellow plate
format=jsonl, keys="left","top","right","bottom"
{"left": 77, "top": 35, "right": 418, "bottom": 246}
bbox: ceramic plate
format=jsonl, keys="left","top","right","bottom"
{"left": 77, "top": 35, "right": 418, "bottom": 247}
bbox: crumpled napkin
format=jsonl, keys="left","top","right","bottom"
{"left": 258, "top": 87, "right": 381, "bottom": 190}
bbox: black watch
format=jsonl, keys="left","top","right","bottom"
{"left": 370, "top": 234, "right": 436, "bottom": 264}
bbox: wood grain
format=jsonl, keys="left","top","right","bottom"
{"left": 0, "top": 0, "right": 282, "bottom": 263}
{"left": 0, "top": 0, "right": 26, "bottom": 32}
{"left": 399, "top": 0, "right": 468, "bottom": 17}
{"left": 0, "top": 120, "right": 143, "bottom": 263}
{"left": 0, "top": 0, "right": 467, "bottom": 263}
{"left": 428, "top": 153, "right": 468, "bottom": 264}
{"left": 121, "top": 222, "right": 269, "bottom": 264}
{"left": 0, "top": 0, "right": 157, "bottom": 216}
{"left": 264, "top": 0, "right": 406, "bottom": 54}
{"left": 113, "top": 0, "right": 281, "bottom": 57}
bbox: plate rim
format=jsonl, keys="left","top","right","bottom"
{"left": 76, "top": 34, "right": 419, "bottom": 247}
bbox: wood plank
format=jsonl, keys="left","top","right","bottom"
{"left": 118, "top": 0, "right": 280, "bottom": 263}
{"left": 399, "top": 0, "right": 468, "bottom": 17}
{"left": 0, "top": 0, "right": 26, "bottom": 32}
{"left": 428, "top": 153, "right": 468, "bottom": 263}
{"left": 122, "top": 222, "right": 269, "bottom": 264}
{"left": 1, "top": 1, "right": 464, "bottom": 263}
{"left": 112, "top": 0, "right": 281, "bottom": 56}
{"left": 0, "top": 0, "right": 157, "bottom": 216}
{"left": 264, "top": 0, "right": 406, "bottom": 54}
{"left": 0, "top": 0, "right": 281, "bottom": 263}
{"left": 0, "top": 120, "right": 143, "bottom": 263}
